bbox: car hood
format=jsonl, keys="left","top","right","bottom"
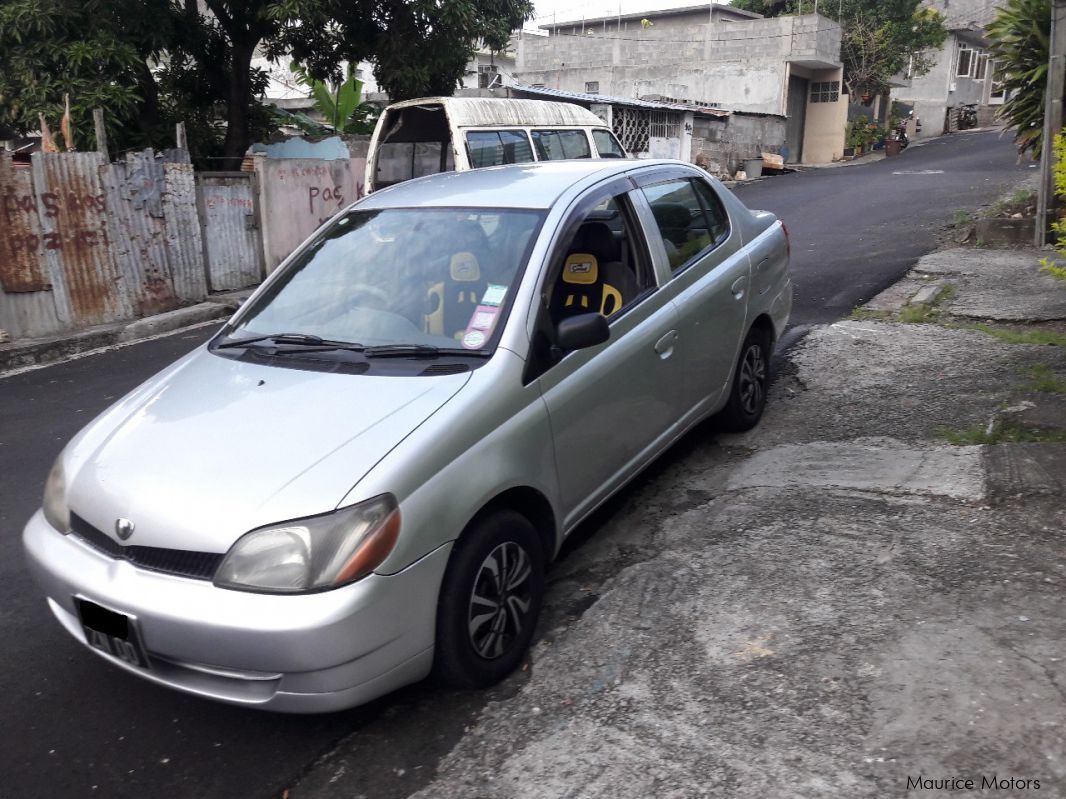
{"left": 64, "top": 349, "right": 470, "bottom": 553}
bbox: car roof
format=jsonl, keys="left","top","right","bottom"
{"left": 357, "top": 160, "right": 690, "bottom": 210}
{"left": 381, "top": 97, "right": 608, "bottom": 129}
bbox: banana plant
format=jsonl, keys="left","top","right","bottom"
{"left": 987, "top": 0, "right": 1051, "bottom": 157}
{"left": 289, "top": 62, "right": 377, "bottom": 135}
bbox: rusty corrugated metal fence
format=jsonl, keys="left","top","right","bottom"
{"left": 196, "top": 172, "right": 264, "bottom": 291}
{"left": 1, "top": 148, "right": 369, "bottom": 342}
{"left": 0, "top": 150, "right": 209, "bottom": 339}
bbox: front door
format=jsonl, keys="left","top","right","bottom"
{"left": 534, "top": 186, "right": 682, "bottom": 530}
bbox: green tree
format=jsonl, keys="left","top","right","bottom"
{"left": 731, "top": 0, "right": 948, "bottom": 100}
{"left": 986, "top": 0, "right": 1051, "bottom": 157}
{"left": 0, "top": 0, "right": 534, "bottom": 167}
{"left": 0, "top": 0, "right": 176, "bottom": 152}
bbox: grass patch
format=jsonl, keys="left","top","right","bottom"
{"left": 963, "top": 324, "right": 1066, "bottom": 347}
{"left": 952, "top": 209, "right": 975, "bottom": 226}
{"left": 899, "top": 284, "right": 955, "bottom": 324}
{"left": 943, "top": 420, "right": 1066, "bottom": 445}
{"left": 899, "top": 304, "right": 939, "bottom": 323}
{"left": 850, "top": 307, "right": 892, "bottom": 321}
{"left": 1022, "top": 363, "right": 1066, "bottom": 393}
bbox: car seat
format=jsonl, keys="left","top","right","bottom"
{"left": 425, "top": 221, "right": 491, "bottom": 338}
{"left": 550, "top": 222, "right": 635, "bottom": 320}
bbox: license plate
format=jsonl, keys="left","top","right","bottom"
{"left": 77, "top": 599, "right": 149, "bottom": 669}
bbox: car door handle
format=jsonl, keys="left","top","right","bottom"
{"left": 731, "top": 276, "right": 748, "bottom": 299}
{"left": 654, "top": 330, "right": 678, "bottom": 358}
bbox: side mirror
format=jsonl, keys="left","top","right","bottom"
{"left": 556, "top": 312, "right": 610, "bottom": 353}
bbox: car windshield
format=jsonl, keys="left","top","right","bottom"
{"left": 232, "top": 207, "right": 545, "bottom": 353}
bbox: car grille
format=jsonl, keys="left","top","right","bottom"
{"left": 69, "top": 514, "right": 224, "bottom": 581}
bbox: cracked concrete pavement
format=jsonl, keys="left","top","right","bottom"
{"left": 294, "top": 236, "right": 1066, "bottom": 799}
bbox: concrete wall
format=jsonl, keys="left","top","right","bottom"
{"left": 691, "top": 114, "right": 786, "bottom": 176}
{"left": 254, "top": 157, "right": 366, "bottom": 273}
{"left": 516, "top": 13, "right": 840, "bottom": 115}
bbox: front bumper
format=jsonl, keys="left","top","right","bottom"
{"left": 23, "top": 510, "right": 450, "bottom": 713}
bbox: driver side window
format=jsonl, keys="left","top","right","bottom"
{"left": 546, "top": 193, "right": 655, "bottom": 325}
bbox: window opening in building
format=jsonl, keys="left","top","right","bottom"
{"left": 649, "top": 111, "right": 681, "bottom": 140}
{"left": 810, "top": 81, "right": 840, "bottom": 103}
{"left": 612, "top": 107, "right": 651, "bottom": 154}
{"left": 956, "top": 47, "right": 973, "bottom": 77}
{"left": 478, "top": 64, "right": 500, "bottom": 89}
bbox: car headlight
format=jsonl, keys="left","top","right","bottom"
{"left": 43, "top": 458, "right": 70, "bottom": 533}
{"left": 213, "top": 494, "right": 401, "bottom": 594}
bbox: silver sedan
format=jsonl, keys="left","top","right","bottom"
{"left": 23, "top": 159, "right": 791, "bottom": 712}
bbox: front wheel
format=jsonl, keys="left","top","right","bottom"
{"left": 717, "top": 326, "right": 771, "bottom": 432}
{"left": 433, "top": 510, "right": 545, "bottom": 688}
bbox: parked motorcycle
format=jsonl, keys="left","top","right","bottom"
{"left": 893, "top": 111, "right": 915, "bottom": 150}
{"left": 957, "top": 104, "right": 978, "bottom": 130}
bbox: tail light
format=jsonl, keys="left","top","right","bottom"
{"left": 781, "top": 221, "right": 791, "bottom": 259}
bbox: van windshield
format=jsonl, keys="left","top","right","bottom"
{"left": 232, "top": 208, "right": 545, "bottom": 353}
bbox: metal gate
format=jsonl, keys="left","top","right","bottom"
{"left": 196, "top": 172, "right": 264, "bottom": 291}
{"left": 612, "top": 107, "right": 651, "bottom": 156}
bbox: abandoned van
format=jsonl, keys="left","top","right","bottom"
{"left": 365, "top": 97, "right": 628, "bottom": 192}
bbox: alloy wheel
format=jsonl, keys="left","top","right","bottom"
{"left": 467, "top": 541, "right": 533, "bottom": 660}
{"left": 738, "top": 343, "right": 766, "bottom": 415}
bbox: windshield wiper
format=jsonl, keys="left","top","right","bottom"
{"left": 363, "top": 344, "right": 442, "bottom": 359}
{"left": 216, "top": 333, "right": 364, "bottom": 351}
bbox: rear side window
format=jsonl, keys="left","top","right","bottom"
{"left": 466, "top": 130, "right": 534, "bottom": 168}
{"left": 641, "top": 179, "right": 714, "bottom": 273}
{"left": 690, "top": 179, "right": 731, "bottom": 244}
{"left": 592, "top": 130, "right": 626, "bottom": 158}
{"left": 531, "top": 130, "right": 592, "bottom": 160}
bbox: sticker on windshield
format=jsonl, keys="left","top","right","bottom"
{"left": 471, "top": 310, "right": 496, "bottom": 329}
{"left": 481, "top": 284, "right": 507, "bottom": 307}
{"left": 462, "top": 330, "right": 486, "bottom": 349}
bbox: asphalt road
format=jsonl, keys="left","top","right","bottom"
{"left": 0, "top": 130, "right": 1032, "bottom": 799}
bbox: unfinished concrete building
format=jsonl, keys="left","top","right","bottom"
{"left": 514, "top": 3, "right": 847, "bottom": 166}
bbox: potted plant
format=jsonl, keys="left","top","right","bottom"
{"left": 846, "top": 116, "right": 869, "bottom": 156}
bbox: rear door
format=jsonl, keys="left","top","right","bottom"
{"left": 631, "top": 172, "right": 751, "bottom": 420}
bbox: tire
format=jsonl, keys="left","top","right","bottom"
{"left": 717, "top": 326, "right": 771, "bottom": 432}
{"left": 433, "top": 509, "right": 545, "bottom": 688}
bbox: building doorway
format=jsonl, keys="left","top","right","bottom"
{"left": 786, "top": 76, "right": 808, "bottom": 164}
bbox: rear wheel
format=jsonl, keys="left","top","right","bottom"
{"left": 717, "top": 326, "right": 771, "bottom": 432}
{"left": 433, "top": 510, "right": 545, "bottom": 688}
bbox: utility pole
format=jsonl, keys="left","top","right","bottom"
{"left": 92, "top": 108, "right": 108, "bottom": 159}
{"left": 1037, "top": 0, "right": 1066, "bottom": 246}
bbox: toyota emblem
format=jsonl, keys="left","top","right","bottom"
{"left": 115, "top": 518, "right": 135, "bottom": 540}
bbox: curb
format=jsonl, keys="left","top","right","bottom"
{"left": 909, "top": 281, "right": 948, "bottom": 306}
{"left": 0, "top": 297, "right": 243, "bottom": 374}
